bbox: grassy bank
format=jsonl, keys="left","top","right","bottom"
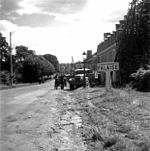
{"left": 71, "top": 87, "right": 150, "bottom": 151}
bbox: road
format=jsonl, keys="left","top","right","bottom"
{"left": 0, "top": 80, "right": 86, "bottom": 151}
{"left": 1, "top": 81, "right": 150, "bottom": 151}
{"left": 0, "top": 82, "right": 52, "bottom": 118}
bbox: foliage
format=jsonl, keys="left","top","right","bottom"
{"left": 116, "top": 0, "right": 150, "bottom": 85}
{"left": 38, "top": 55, "right": 55, "bottom": 75}
{"left": 43, "top": 54, "right": 59, "bottom": 71}
{"left": 0, "top": 70, "right": 10, "bottom": 85}
{"left": 22, "top": 55, "right": 55, "bottom": 82}
{"left": 130, "top": 65, "right": 150, "bottom": 91}
{"left": 0, "top": 32, "right": 10, "bottom": 71}
{"left": 15, "top": 45, "right": 35, "bottom": 61}
{"left": 0, "top": 33, "right": 60, "bottom": 84}
{"left": 13, "top": 62, "right": 24, "bottom": 83}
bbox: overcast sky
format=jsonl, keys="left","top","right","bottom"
{"left": 0, "top": 0, "right": 131, "bottom": 63}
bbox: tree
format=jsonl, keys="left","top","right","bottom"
{"left": 43, "top": 54, "right": 59, "bottom": 71}
{"left": 130, "top": 65, "right": 150, "bottom": 91}
{"left": 38, "top": 55, "right": 55, "bottom": 76}
{"left": 0, "top": 32, "right": 10, "bottom": 71}
{"left": 22, "top": 55, "right": 55, "bottom": 83}
{"left": 116, "top": 0, "right": 150, "bottom": 85}
{"left": 23, "top": 55, "right": 42, "bottom": 82}
{"left": 15, "top": 45, "right": 35, "bottom": 62}
{"left": 13, "top": 45, "right": 36, "bottom": 83}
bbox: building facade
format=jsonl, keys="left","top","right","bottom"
{"left": 85, "top": 19, "right": 125, "bottom": 84}
{"left": 96, "top": 31, "right": 119, "bottom": 83}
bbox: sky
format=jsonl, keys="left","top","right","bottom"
{"left": 0, "top": 0, "right": 131, "bottom": 63}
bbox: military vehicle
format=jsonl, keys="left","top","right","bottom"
{"left": 68, "top": 68, "right": 100, "bottom": 90}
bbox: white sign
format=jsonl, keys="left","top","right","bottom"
{"left": 94, "top": 71, "right": 98, "bottom": 79}
{"left": 97, "top": 62, "right": 119, "bottom": 71}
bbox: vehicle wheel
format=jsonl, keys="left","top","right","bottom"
{"left": 70, "top": 84, "right": 74, "bottom": 90}
{"left": 61, "top": 84, "right": 64, "bottom": 89}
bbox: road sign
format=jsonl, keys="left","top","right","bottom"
{"left": 97, "top": 62, "right": 119, "bottom": 92}
{"left": 97, "top": 62, "right": 119, "bottom": 71}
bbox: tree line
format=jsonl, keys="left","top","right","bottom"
{"left": 115, "top": 0, "right": 150, "bottom": 91}
{"left": 0, "top": 32, "right": 59, "bottom": 84}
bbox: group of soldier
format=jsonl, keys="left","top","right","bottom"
{"left": 54, "top": 73, "right": 67, "bottom": 89}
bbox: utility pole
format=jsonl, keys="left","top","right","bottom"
{"left": 71, "top": 56, "right": 74, "bottom": 75}
{"left": 83, "top": 59, "right": 86, "bottom": 87}
{"left": 10, "top": 32, "right": 13, "bottom": 87}
{"left": 82, "top": 52, "right": 86, "bottom": 88}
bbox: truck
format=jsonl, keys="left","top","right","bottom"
{"left": 67, "top": 68, "right": 100, "bottom": 90}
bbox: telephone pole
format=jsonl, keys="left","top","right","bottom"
{"left": 10, "top": 32, "right": 13, "bottom": 87}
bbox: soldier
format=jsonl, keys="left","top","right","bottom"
{"left": 85, "top": 77, "right": 90, "bottom": 88}
{"left": 60, "top": 73, "right": 64, "bottom": 89}
{"left": 54, "top": 73, "right": 59, "bottom": 89}
{"left": 63, "top": 76, "right": 67, "bottom": 87}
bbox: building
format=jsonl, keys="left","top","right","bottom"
{"left": 96, "top": 30, "right": 119, "bottom": 83}
{"left": 85, "top": 19, "right": 125, "bottom": 84}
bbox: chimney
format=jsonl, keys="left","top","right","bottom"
{"left": 115, "top": 24, "right": 120, "bottom": 31}
{"left": 120, "top": 20, "right": 125, "bottom": 25}
{"left": 124, "top": 15, "right": 127, "bottom": 21}
{"left": 120, "top": 20, "right": 125, "bottom": 28}
{"left": 86, "top": 50, "right": 92, "bottom": 59}
{"left": 104, "top": 33, "right": 111, "bottom": 40}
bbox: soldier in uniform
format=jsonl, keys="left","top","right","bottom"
{"left": 54, "top": 73, "right": 59, "bottom": 89}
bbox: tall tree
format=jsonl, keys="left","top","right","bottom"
{"left": 15, "top": 45, "right": 35, "bottom": 62}
{"left": 43, "top": 54, "right": 59, "bottom": 72}
{"left": 22, "top": 55, "right": 55, "bottom": 83}
{"left": 116, "top": 0, "right": 150, "bottom": 84}
{"left": 0, "top": 32, "right": 10, "bottom": 71}
{"left": 38, "top": 55, "right": 55, "bottom": 76}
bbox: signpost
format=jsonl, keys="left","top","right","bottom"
{"left": 97, "top": 62, "right": 119, "bottom": 71}
{"left": 97, "top": 62, "right": 119, "bottom": 92}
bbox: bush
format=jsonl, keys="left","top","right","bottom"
{"left": 0, "top": 70, "right": 10, "bottom": 85}
{"left": 130, "top": 65, "right": 150, "bottom": 92}
{"left": 14, "top": 73, "right": 23, "bottom": 83}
